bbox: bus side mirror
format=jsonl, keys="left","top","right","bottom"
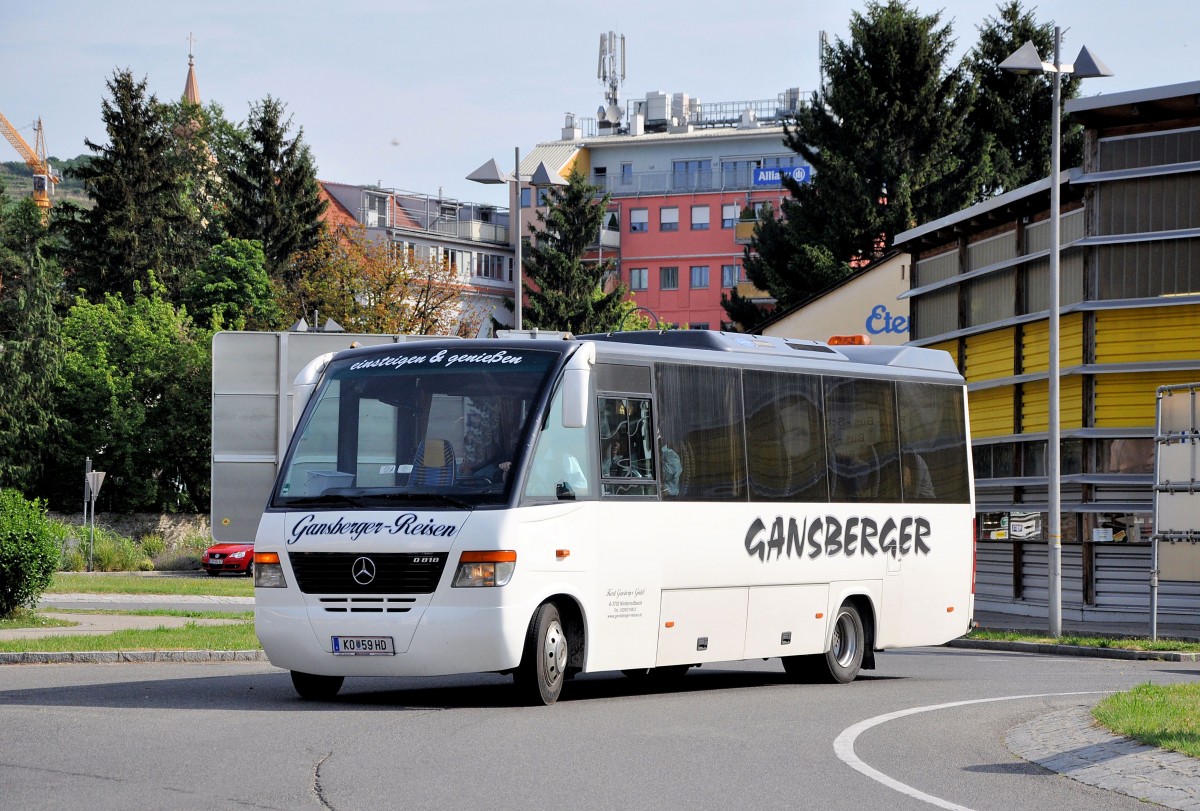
{"left": 561, "top": 369, "right": 589, "bottom": 429}
{"left": 560, "top": 342, "right": 594, "bottom": 429}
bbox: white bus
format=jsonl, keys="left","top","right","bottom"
{"left": 254, "top": 330, "right": 975, "bottom": 704}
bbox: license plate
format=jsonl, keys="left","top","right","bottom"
{"left": 331, "top": 636, "right": 395, "bottom": 655}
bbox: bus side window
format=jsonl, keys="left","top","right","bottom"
{"left": 896, "top": 381, "right": 970, "bottom": 503}
{"left": 599, "top": 396, "right": 658, "bottom": 497}
{"left": 524, "top": 385, "right": 594, "bottom": 500}
{"left": 824, "top": 377, "right": 898, "bottom": 503}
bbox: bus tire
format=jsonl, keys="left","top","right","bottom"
{"left": 822, "top": 603, "right": 865, "bottom": 683}
{"left": 514, "top": 602, "right": 568, "bottom": 705}
{"left": 290, "top": 670, "right": 344, "bottom": 700}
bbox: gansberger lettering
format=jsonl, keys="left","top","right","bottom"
{"left": 288, "top": 513, "right": 460, "bottom": 544}
{"left": 744, "top": 515, "right": 931, "bottom": 562}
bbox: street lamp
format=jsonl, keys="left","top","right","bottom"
{"left": 1001, "top": 28, "right": 1111, "bottom": 637}
{"left": 468, "top": 150, "right": 566, "bottom": 331}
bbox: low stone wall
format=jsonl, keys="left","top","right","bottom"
{"left": 49, "top": 513, "right": 211, "bottom": 546}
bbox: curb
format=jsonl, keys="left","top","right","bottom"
{"left": 947, "top": 638, "right": 1200, "bottom": 662}
{"left": 0, "top": 649, "right": 268, "bottom": 665}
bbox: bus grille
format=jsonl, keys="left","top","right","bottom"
{"left": 287, "top": 552, "right": 448, "bottom": 595}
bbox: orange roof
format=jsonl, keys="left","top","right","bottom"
{"left": 318, "top": 183, "right": 359, "bottom": 230}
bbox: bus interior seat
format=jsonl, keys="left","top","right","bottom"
{"left": 410, "top": 438, "right": 457, "bottom": 486}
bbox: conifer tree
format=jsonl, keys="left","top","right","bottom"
{"left": 0, "top": 194, "right": 62, "bottom": 491}
{"left": 968, "top": 0, "right": 1082, "bottom": 197}
{"left": 730, "top": 1, "right": 985, "bottom": 327}
{"left": 63, "top": 69, "right": 199, "bottom": 301}
{"left": 522, "top": 170, "right": 626, "bottom": 335}
{"left": 223, "top": 97, "right": 326, "bottom": 281}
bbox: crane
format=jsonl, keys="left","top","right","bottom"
{"left": 0, "top": 111, "right": 59, "bottom": 214}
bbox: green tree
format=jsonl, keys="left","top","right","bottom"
{"left": 38, "top": 286, "right": 212, "bottom": 513}
{"left": 730, "top": 1, "right": 984, "bottom": 328}
{"left": 223, "top": 97, "right": 326, "bottom": 280}
{"left": 62, "top": 69, "right": 202, "bottom": 302}
{"left": 522, "top": 169, "right": 626, "bottom": 334}
{"left": 0, "top": 193, "right": 63, "bottom": 491}
{"left": 183, "top": 237, "right": 280, "bottom": 330}
{"left": 166, "top": 99, "right": 240, "bottom": 249}
{"left": 968, "top": 0, "right": 1082, "bottom": 197}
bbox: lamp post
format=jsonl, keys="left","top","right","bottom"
{"left": 1001, "top": 28, "right": 1111, "bottom": 637}
{"left": 468, "top": 151, "right": 566, "bottom": 331}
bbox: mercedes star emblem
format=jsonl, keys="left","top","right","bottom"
{"left": 351, "top": 556, "right": 377, "bottom": 585}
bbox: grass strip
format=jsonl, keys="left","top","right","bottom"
{"left": 0, "top": 609, "right": 78, "bottom": 630}
{"left": 49, "top": 573, "right": 254, "bottom": 598}
{"left": 965, "top": 628, "right": 1200, "bottom": 653}
{"left": 51, "top": 608, "right": 255, "bottom": 621}
{"left": 0, "top": 621, "right": 261, "bottom": 653}
{"left": 1093, "top": 683, "right": 1200, "bottom": 759}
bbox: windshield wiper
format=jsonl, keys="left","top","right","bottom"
{"left": 279, "top": 493, "right": 369, "bottom": 508}
{"left": 366, "top": 491, "right": 473, "bottom": 510}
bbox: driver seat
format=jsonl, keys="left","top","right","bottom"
{"left": 410, "top": 439, "right": 457, "bottom": 486}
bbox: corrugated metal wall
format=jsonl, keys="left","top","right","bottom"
{"left": 975, "top": 542, "right": 1200, "bottom": 626}
{"left": 1021, "top": 377, "right": 1085, "bottom": 431}
{"left": 1095, "top": 372, "right": 1200, "bottom": 428}
{"left": 965, "top": 328, "right": 1015, "bottom": 381}
{"left": 1095, "top": 306, "right": 1200, "bottom": 363}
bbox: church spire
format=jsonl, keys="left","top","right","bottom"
{"left": 183, "top": 33, "right": 201, "bottom": 105}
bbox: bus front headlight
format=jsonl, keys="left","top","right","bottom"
{"left": 452, "top": 550, "right": 516, "bottom": 587}
{"left": 254, "top": 552, "right": 287, "bottom": 588}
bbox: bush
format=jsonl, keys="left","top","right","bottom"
{"left": 139, "top": 534, "right": 166, "bottom": 560}
{"left": 89, "top": 526, "right": 153, "bottom": 572}
{"left": 0, "top": 489, "right": 62, "bottom": 617}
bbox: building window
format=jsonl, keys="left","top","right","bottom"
{"left": 660, "top": 207, "right": 679, "bottom": 232}
{"left": 721, "top": 265, "right": 740, "bottom": 288}
{"left": 690, "top": 265, "right": 710, "bottom": 288}
{"left": 621, "top": 163, "right": 633, "bottom": 186}
{"left": 721, "top": 158, "right": 760, "bottom": 187}
{"left": 660, "top": 266, "right": 679, "bottom": 290}
{"left": 722, "top": 203, "right": 739, "bottom": 228}
{"left": 673, "top": 159, "right": 712, "bottom": 190}
{"left": 520, "top": 187, "right": 532, "bottom": 208}
{"left": 691, "top": 205, "right": 710, "bottom": 230}
{"left": 629, "top": 268, "right": 648, "bottom": 290}
{"left": 630, "top": 208, "right": 648, "bottom": 233}
{"left": 691, "top": 323, "right": 710, "bottom": 331}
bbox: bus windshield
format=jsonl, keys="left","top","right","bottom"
{"left": 271, "top": 345, "right": 561, "bottom": 508}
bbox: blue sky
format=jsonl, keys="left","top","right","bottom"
{"left": 3, "top": 1, "right": 1194, "bottom": 206}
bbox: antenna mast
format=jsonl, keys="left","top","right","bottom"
{"left": 596, "top": 31, "right": 626, "bottom": 131}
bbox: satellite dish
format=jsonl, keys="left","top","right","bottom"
{"left": 597, "top": 104, "right": 608, "bottom": 121}
{"left": 607, "top": 104, "right": 623, "bottom": 124}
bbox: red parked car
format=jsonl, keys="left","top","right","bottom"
{"left": 202, "top": 542, "right": 254, "bottom": 576}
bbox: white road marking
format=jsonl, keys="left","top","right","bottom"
{"left": 833, "top": 691, "right": 1108, "bottom": 811}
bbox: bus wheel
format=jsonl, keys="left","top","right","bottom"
{"left": 783, "top": 604, "right": 865, "bottom": 684}
{"left": 514, "top": 603, "right": 568, "bottom": 705}
{"left": 824, "top": 604, "right": 865, "bottom": 683}
{"left": 290, "top": 670, "right": 344, "bottom": 700}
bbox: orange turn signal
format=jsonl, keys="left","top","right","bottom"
{"left": 815, "top": 612, "right": 824, "bottom": 619}
{"left": 255, "top": 552, "right": 280, "bottom": 564}
{"left": 664, "top": 621, "right": 675, "bottom": 628}
{"left": 828, "top": 334, "right": 871, "bottom": 346}
{"left": 458, "top": 550, "right": 517, "bottom": 564}
{"left": 556, "top": 549, "right": 570, "bottom": 559}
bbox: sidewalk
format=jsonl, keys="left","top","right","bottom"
{"left": 0, "top": 593, "right": 264, "bottom": 664}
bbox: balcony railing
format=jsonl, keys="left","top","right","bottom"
{"left": 428, "top": 219, "right": 509, "bottom": 245}
{"left": 591, "top": 167, "right": 793, "bottom": 198}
